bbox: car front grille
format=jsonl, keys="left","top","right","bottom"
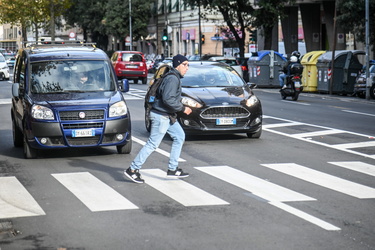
{"left": 66, "top": 136, "right": 101, "bottom": 146}
{"left": 200, "top": 106, "right": 250, "bottom": 119}
{"left": 59, "top": 110, "right": 105, "bottom": 120}
{"left": 62, "top": 122, "right": 104, "bottom": 129}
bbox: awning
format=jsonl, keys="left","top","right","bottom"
{"left": 145, "top": 33, "right": 156, "bottom": 40}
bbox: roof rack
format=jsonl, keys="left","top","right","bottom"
{"left": 23, "top": 40, "right": 97, "bottom": 49}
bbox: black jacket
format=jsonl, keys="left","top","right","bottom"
{"left": 152, "top": 67, "right": 185, "bottom": 115}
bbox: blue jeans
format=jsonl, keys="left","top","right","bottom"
{"left": 130, "top": 111, "right": 185, "bottom": 171}
{"left": 279, "top": 73, "right": 286, "bottom": 87}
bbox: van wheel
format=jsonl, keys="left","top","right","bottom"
{"left": 117, "top": 138, "right": 132, "bottom": 154}
{"left": 23, "top": 136, "right": 38, "bottom": 159}
{"left": 12, "top": 120, "right": 23, "bottom": 147}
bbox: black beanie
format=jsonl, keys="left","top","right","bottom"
{"left": 173, "top": 54, "right": 188, "bottom": 68}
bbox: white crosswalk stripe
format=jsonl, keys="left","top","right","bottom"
{"left": 142, "top": 169, "right": 229, "bottom": 206}
{"left": 52, "top": 172, "right": 138, "bottom": 211}
{"left": 0, "top": 176, "right": 45, "bottom": 219}
{"left": 329, "top": 161, "right": 375, "bottom": 177}
{"left": 261, "top": 163, "right": 375, "bottom": 199}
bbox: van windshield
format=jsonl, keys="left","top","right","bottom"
{"left": 30, "top": 60, "right": 116, "bottom": 93}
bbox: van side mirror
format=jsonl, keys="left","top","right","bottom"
{"left": 12, "top": 83, "right": 20, "bottom": 98}
{"left": 118, "top": 79, "right": 129, "bottom": 92}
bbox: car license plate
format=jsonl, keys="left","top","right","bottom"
{"left": 72, "top": 129, "right": 95, "bottom": 137}
{"left": 216, "top": 118, "right": 236, "bottom": 125}
{"left": 127, "top": 65, "right": 138, "bottom": 68}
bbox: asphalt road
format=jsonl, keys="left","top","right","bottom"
{"left": 0, "top": 75, "right": 375, "bottom": 250}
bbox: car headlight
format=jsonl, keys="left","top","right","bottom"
{"left": 181, "top": 96, "right": 202, "bottom": 108}
{"left": 109, "top": 101, "right": 128, "bottom": 117}
{"left": 31, "top": 105, "right": 54, "bottom": 120}
{"left": 246, "top": 95, "right": 259, "bottom": 107}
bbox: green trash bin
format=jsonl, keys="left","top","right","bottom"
{"left": 317, "top": 50, "right": 364, "bottom": 94}
{"left": 301, "top": 51, "right": 326, "bottom": 92}
{"left": 247, "top": 50, "right": 286, "bottom": 87}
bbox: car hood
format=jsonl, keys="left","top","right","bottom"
{"left": 182, "top": 86, "right": 252, "bottom": 105}
{"left": 30, "top": 91, "right": 123, "bottom": 108}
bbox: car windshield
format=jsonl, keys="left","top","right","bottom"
{"left": 30, "top": 60, "right": 116, "bottom": 93}
{"left": 181, "top": 64, "right": 244, "bottom": 87}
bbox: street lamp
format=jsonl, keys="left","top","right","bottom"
{"left": 129, "top": 0, "right": 133, "bottom": 50}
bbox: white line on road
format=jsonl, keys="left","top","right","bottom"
{"left": 141, "top": 169, "right": 229, "bottom": 206}
{"left": 52, "top": 172, "right": 138, "bottom": 211}
{"left": 281, "top": 100, "right": 311, "bottom": 105}
{"left": 262, "top": 163, "right": 375, "bottom": 199}
{"left": 342, "top": 109, "right": 375, "bottom": 117}
{"left": 0, "top": 176, "right": 46, "bottom": 219}
{"left": 329, "top": 161, "right": 375, "bottom": 177}
{"left": 195, "top": 166, "right": 341, "bottom": 230}
{"left": 195, "top": 166, "right": 315, "bottom": 202}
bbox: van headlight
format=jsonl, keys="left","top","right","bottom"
{"left": 31, "top": 105, "right": 54, "bottom": 120}
{"left": 109, "top": 101, "right": 128, "bottom": 117}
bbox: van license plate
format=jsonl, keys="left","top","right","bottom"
{"left": 72, "top": 129, "right": 95, "bottom": 137}
{"left": 216, "top": 118, "right": 236, "bottom": 125}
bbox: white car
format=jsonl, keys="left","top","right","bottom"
{"left": 208, "top": 56, "right": 243, "bottom": 78}
{"left": 0, "top": 54, "right": 10, "bottom": 81}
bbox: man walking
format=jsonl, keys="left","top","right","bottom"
{"left": 124, "top": 54, "right": 192, "bottom": 183}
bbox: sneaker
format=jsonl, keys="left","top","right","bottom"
{"left": 124, "top": 167, "right": 144, "bottom": 183}
{"left": 167, "top": 168, "right": 189, "bottom": 178}
{"left": 282, "top": 85, "right": 287, "bottom": 89}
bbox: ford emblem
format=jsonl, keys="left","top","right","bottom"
{"left": 79, "top": 112, "right": 86, "bottom": 119}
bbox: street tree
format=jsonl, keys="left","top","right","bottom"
{"left": 336, "top": 0, "right": 375, "bottom": 56}
{"left": 186, "top": 0, "right": 294, "bottom": 57}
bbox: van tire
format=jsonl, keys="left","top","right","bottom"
{"left": 117, "top": 138, "right": 132, "bottom": 154}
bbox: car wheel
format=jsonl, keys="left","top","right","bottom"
{"left": 142, "top": 77, "right": 147, "bottom": 84}
{"left": 117, "top": 137, "right": 132, "bottom": 154}
{"left": 12, "top": 119, "right": 23, "bottom": 147}
{"left": 370, "top": 85, "right": 375, "bottom": 99}
{"left": 23, "top": 135, "right": 38, "bottom": 159}
{"left": 0, "top": 72, "right": 4, "bottom": 81}
{"left": 247, "top": 127, "right": 262, "bottom": 139}
{"left": 145, "top": 107, "right": 151, "bottom": 132}
{"left": 133, "top": 79, "right": 138, "bottom": 84}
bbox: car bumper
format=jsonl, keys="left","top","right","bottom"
{"left": 26, "top": 117, "right": 131, "bottom": 149}
{"left": 118, "top": 70, "right": 147, "bottom": 78}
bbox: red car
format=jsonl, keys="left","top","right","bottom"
{"left": 111, "top": 51, "right": 148, "bottom": 84}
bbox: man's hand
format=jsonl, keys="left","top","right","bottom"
{"left": 184, "top": 107, "right": 192, "bottom": 115}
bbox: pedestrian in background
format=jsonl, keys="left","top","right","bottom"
{"left": 124, "top": 54, "right": 192, "bottom": 183}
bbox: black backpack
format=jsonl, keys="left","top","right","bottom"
{"left": 144, "top": 65, "right": 178, "bottom": 109}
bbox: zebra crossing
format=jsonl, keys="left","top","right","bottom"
{"left": 263, "top": 115, "right": 375, "bottom": 160}
{"left": 1, "top": 161, "right": 374, "bottom": 231}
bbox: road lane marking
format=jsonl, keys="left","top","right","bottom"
{"left": 269, "top": 201, "right": 341, "bottom": 231}
{"left": 195, "top": 166, "right": 341, "bottom": 230}
{"left": 290, "top": 129, "right": 344, "bottom": 138}
{"left": 141, "top": 169, "right": 229, "bottom": 206}
{"left": 342, "top": 110, "right": 375, "bottom": 117}
{"left": 0, "top": 177, "right": 45, "bottom": 219}
{"left": 195, "top": 166, "right": 315, "bottom": 202}
{"left": 329, "top": 161, "right": 375, "bottom": 177}
{"left": 0, "top": 99, "right": 11, "bottom": 104}
{"left": 132, "top": 136, "right": 186, "bottom": 162}
{"left": 263, "top": 115, "right": 375, "bottom": 159}
{"left": 281, "top": 100, "right": 311, "bottom": 105}
{"left": 52, "top": 172, "right": 138, "bottom": 211}
{"left": 262, "top": 163, "right": 375, "bottom": 199}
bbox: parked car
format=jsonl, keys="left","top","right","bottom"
{"left": 208, "top": 56, "right": 243, "bottom": 78}
{"left": 3, "top": 53, "right": 16, "bottom": 68}
{"left": 11, "top": 42, "right": 132, "bottom": 158}
{"left": 0, "top": 53, "right": 10, "bottom": 81}
{"left": 145, "top": 62, "right": 262, "bottom": 138}
{"left": 110, "top": 51, "right": 148, "bottom": 84}
{"left": 354, "top": 64, "right": 375, "bottom": 99}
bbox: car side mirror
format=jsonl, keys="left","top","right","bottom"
{"left": 118, "top": 79, "right": 129, "bottom": 92}
{"left": 248, "top": 83, "right": 257, "bottom": 89}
